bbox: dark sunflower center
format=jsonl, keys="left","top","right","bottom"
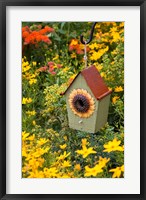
{"left": 72, "top": 94, "right": 90, "bottom": 113}
{"left": 76, "top": 100, "right": 84, "bottom": 107}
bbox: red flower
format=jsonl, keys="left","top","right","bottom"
{"left": 57, "top": 64, "right": 62, "bottom": 68}
{"left": 76, "top": 48, "right": 84, "bottom": 54}
{"left": 69, "top": 45, "right": 75, "bottom": 51}
{"left": 38, "top": 66, "right": 48, "bottom": 72}
{"left": 48, "top": 61, "right": 54, "bottom": 66}
{"left": 49, "top": 70, "right": 56, "bottom": 75}
{"left": 49, "top": 65, "right": 54, "bottom": 72}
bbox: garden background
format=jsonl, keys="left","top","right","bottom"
{"left": 22, "top": 22, "right": 124, "bottom": 178}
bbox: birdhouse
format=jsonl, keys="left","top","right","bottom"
{"left": 62, "top": 65, "right": 112, "bottom": 133}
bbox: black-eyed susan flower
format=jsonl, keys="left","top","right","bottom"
{"left": 68, "top": 89, "right": 95, "bottom": 118}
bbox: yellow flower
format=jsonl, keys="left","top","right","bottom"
{"left": 84, "top": 164, "right": 103, "bottom": 177}
{"left": 59, "top": 174, "right": 70, "bottom": 178}
{"left": 22, "top": 131, "right": 30, "bottom": 141}
{"left": 29, "top": 79, "right": 37, "bottom": 85}
{"left": 112, "top": 96, "right": 119, "bottom": 104}
{"left": 76, "top": 145, "right": 96, "bottom": 158}
{"left": 70, "top": 52, "right": 77, "bottom": 58}
{"left": 111, "top": 32, "right": 120, "bottom": 42}
{"left": 22, "top": 164, "right": 30, "bottom": 173}
{"left": 32, "top": 147, "right": 49, "bottom": 157}
{"left": 28, "top": 170, "right": 44, "bottom": 178}
{"left": 62, "top": 67, "right": 70, "bottom": 72}
{"left": 98, "top": 156, "right": 110, "bottom": 168}
{"left": 81, "top": 138, "right": 89, "bottom": 147}
{"left": 57, "top": 151, "right": 71, "bottom": 161}
{"left": 67, "top": 172, "right": 74, "bottom": 177}
{"left": 53, "top": 54, "right": 59, "bottom": 61}
{"left": 90, "top": 51, "right": 102, "bottom": 60}
{"left": 63, "top": 136, "right": 68, "bottom": 141}
{"left": 22, "top": 97, "right": 32, "bottom": 104}
{"left": 110, "top": 27, "right": 118, "bottom": 32}
{"left": 28, "top": 158, "right": 40, "bottom": 169}
{"left": 27, "top": 134, "right": 35, "bottom": 141}
{"left": 103, "top": 138, "right": 124, "bottom": 153}
{"left": 37, "top": 138, "right": 49, "bottom": 146}
{"left": 22, "top": 61, "right": 29, "bottom": 67}
{"left": 119, "top": 22, "right": 124, "bottom": 27}
{"left": 22, "top": 148, "right": 27, "bottom": 157}
{"left": 26, "top": 110, "right": 36, "bottom": 116}
{"left": 74, "top": 164, "right": 81, "bottom": 171}
{"left": 37, "top": 157, "right": 45, "bottom": 165}
{"left": 90, "top": 46, "right": 109, "bottom": 61}
{"left": 94, "top": 63, "right": 103, "bottom": 71}
{"left": 59, "top": 144, "right": 67, "bottom": 149}
{"left": 32, "top": 120, "right": 36, "bottom": 126}
{"left": 32, "top": 61, "right": 37, "bottom": 66}
{"left": 108, "top": 87, "right": 112, "bottom": 91}
{"left": 95, "top": 23, "right": 101, "bottom": 28}
{"left": 22, "top": 65, "right": 31, "bottom": 73}
{"left": 114, "top": 86, "right": 123, "bottom": 92}
{"left": 100, "top": 72, "right": 106, "bottom": 78}
{"left": 70, "top": 39, "right": 78, "bottom": 46}
{"left": 109, "top": 165, "right": 124, "bottom": 178}
{"left": 61, "top": 160, "right": 71, "bottom": 168}
{"left": 89, "top": 43, "right": 99, "bottom": 50}
{"left": 43, "top": 167, "right": 58, "bottom": 178}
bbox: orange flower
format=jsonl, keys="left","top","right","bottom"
{"left": 22, "top": 25, "right": 54, "bottom": 45}
{"left": 69, "top": 39, "right": 90, "bottom": 55}
{"left": 22, "top": 31, "right": 29, "bottom": 38}
{"left": 44, "top": 26, "right": 54, "bottom": 33}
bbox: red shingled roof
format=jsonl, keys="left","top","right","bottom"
{"left": 63, "top": 65, "right": 112, "bottom": 100}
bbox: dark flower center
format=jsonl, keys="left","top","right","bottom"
{"left": 72, "top": 94, "right": 90, "bottom": 113}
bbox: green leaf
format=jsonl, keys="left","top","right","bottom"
{"left": 61, "top": 22, "right": 66, "bottom": 29}
{"left": 57, "top": 29, "right": 66, "bottom": 34}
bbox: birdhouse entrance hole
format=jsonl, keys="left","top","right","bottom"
{"left": 73, "top": 94, "right": 90, "bottom": 113}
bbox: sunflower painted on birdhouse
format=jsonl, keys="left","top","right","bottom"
{"left": 63, "top": 65, "right": 112, "bottom": 133}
